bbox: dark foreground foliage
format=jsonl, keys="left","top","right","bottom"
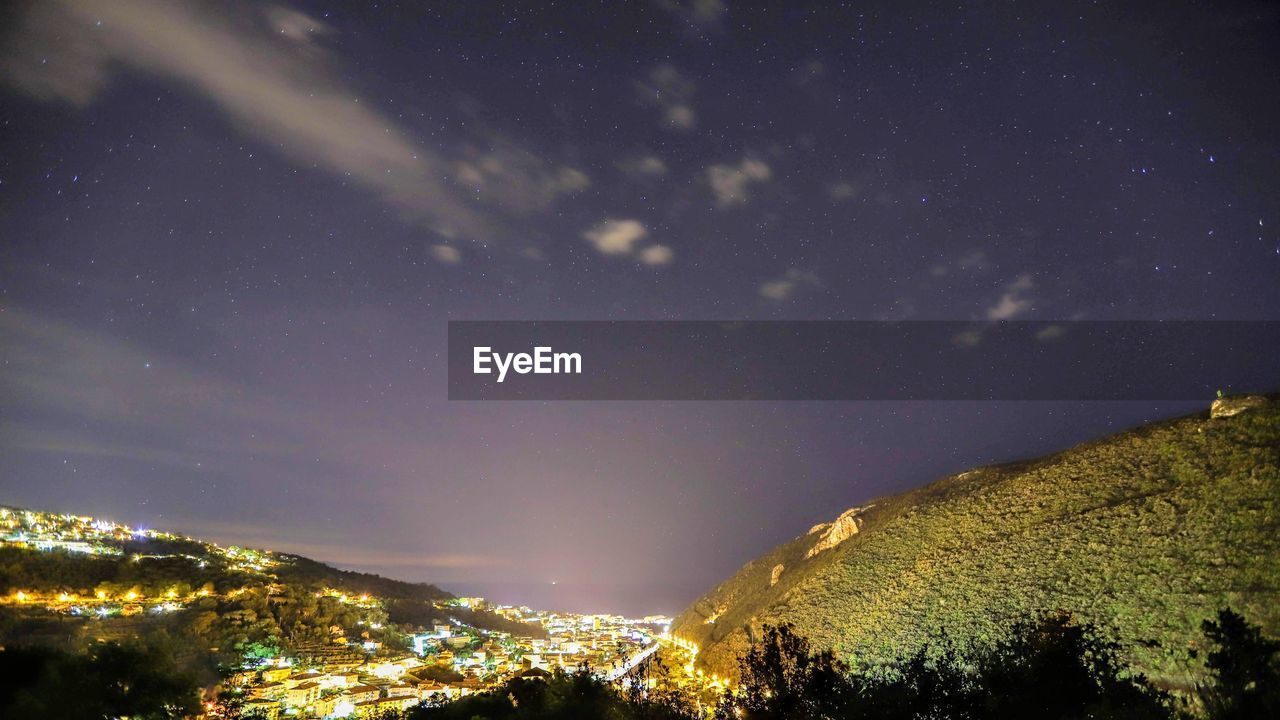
{"left": 1196, "top": 608, "right": 1280, "bottom": 720}
{"left": 715, "top": 614, "right": 1173, "bottom": 720}
{"left": 1, "top": 609, "right": 1274, "bottom": 719}
{"left": 710, "top": 610, "right": 1280, "bottom": 720}
{"left": 0, "top": 641, "right": 200, "bottom": 719}
{"left": 405, "top": 665, "right": 697, "bottom": 720}
{"left": 400, "top": 609, "right": 1276, "bottom": 720}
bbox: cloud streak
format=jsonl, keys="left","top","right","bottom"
{"left": 0, "top": 305, "right": 518, "bottom": 577}
{"left": 3, "top": 0, "right": 491, "bottom": 237}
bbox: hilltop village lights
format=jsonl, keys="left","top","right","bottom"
{"left": 0, "top": 507, "right": 692, "bottom": 717}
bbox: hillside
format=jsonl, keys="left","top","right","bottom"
{"left": 0, "top": 506, "right": 452, "bottom": 603}
{"left": 0, "top": 506, "right": 543, "bottom": 676}
{"left": 672, "top": 396, "right": 1280, "bottom": 692}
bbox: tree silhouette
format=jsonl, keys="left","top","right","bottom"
{"left": 973, "top": 611, "right": 1172, "bottom": 719}
{"left": 1197, "top": 608, "right": 1280, "bottom": 720}
{"left": 714, "top": 623, "right": 854, "bottom": 719}
{"left": 0, "top": 641, "right": 200, "bottom": 720}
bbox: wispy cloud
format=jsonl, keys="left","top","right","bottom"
{"left": 616, "top": 155, "right": 669, "bottom": 179}
{"left": 1036, "top": 324, "right": 1066, "bottom": 341}
{"left": 759, "top": 268, "right": 820, "bottom": 301}
{"left": 639, "top": 244, "right": 675, "bottom": 266}
{"left": 930, "top": 250, "right": 988, "bottom": 277}
{"left": 0, "top": 306, "right": 518, "bottom": 573}
{"left": 1, "top": 421, "right": 208, "bottom": 469}
{"left": 1, "top": 0, "right": 503, "bottom": 239}
{"left": 708, "top": 158, "right": 772, "bottom": 207}
{"left": 655, "top": 0, "right": 729, "bottom": 34}
{"left": 0, "top": 306, "right": 321, "bottom": 465}
{"left": 584, "top": 219, "right": 650, "bottom": 256}
{"left": 828, "top": 181, "right": 862, "bottom": 201}
{"left": 453, "top": 141, "right": 590, "bottom": 215}
{"left": 986, "top": 274, "right": 1035, "bottom": 320}
{"left": 637, "top": 64, "right": 698, "bottom": 131}
{"left": 430, "top": 244, "right": 463, "bottom": 265}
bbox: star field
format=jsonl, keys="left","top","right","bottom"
{"left": 0, "top": 0, "right": 1277, "bottom": 614}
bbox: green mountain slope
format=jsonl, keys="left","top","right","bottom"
{"left": 672, "top": 397, "right": 1280, "bottom": 692}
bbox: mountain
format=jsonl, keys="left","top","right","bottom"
{"left": 0, "top": 506, "right": 542, "bottom": 675}
{"left": 0, "top": 506, "right": 452, "bottom": 603}
{"left": 671, "top": 396, "right": 1280, "bottom": 692}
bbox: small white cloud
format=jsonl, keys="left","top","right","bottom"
{"left": 987, "top": 294, "right": 1031, "bottom": 320}
{"left": 708, "top": 158, "right": 772, "bottom": 207}
{"left": 952, "top": 329, "right": 984, "bottom": 348}
{"left": 828, "top": 181, "right": 861, "bottom": 201}
{"left": 583, "top": 219, "right": 648, "bottom": 256}
{"left": 617, "top": 155, "right": 669, "bottom": 178}
{"left": 266, "top": 7, "right": 331, "bottom": 43}
{"left": 759, "top": 280, "right": 789, "bottom": 300}
{"left": 693, "top": 0, "right": 728, "bottom": 24}
{"left": 639, "top": 244, "right": 675, "bottom": 266}
{"left": 430, "top": 244, "right": 462, "bottom": 265}
{"left": 656, "top": 0, "right": 728, "bottom": 37}
{"left": 931, "top": 250, "right": 988, "bottom": 278}
{"left": 958, "top": 251, "right": 988, "bottom": 271}
{"left": 759, "top": 268, "right": 819, "bottom": 301}
{"left": 453, "top": 142, "right": 589, "bottom": 214}
{"left": 638, "top": 64, "right": 697, "bottom": 132}
{"left": 666, "top": 104, "right": 697, "bottom": 130}
{"left": 582, "top": 219, "right": 673, "bottom": 267}
{"left": 658, "top": 0, "right": 728, "bottom": 28}
{"left": 986, "top": 274, "right": 1035, "bottom": 320}
{"left": 793, "top": 58, "right": 827, "bottom": 86}
{"left": 1035, "top": 324, "right": 1066, "bottom": 341}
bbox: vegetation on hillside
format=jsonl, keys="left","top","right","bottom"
{"left": 215, "top": 608, "right": 1275, "bottom": 720}
{"left": 273, "top": 554, "right": 451, "bottom": 602}
{"left": 0, "top": 541, "right": 451, "bottom": 604}
{"left": 0, "top": 517, "right": 545, "bottom": 680}
{"left": 672, "top": 399, "right": 1280, "bottom": 690}
{"left": 1, "top": 591, "right": 1275, "bottom": 717}
{"left": 704, "top": 609, "right": 1278, "bottom": 720}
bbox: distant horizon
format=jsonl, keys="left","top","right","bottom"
{"left": 0, "top": 498, "right": 700, "bottom": 617}
{"left": 7, "top": 397, "right": 1252, "bottom": 620}
{"left": 439, "top": 580, "right": 702, "bottom": 619}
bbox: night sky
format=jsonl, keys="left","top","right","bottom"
{"left": 2, "top": 1, "right": 1278, "bottom": 615}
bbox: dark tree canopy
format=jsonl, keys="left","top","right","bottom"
{"left": 1197, "top": 608, "right": 1280, "bottom": 720}
{"left": 0, "top": 641, "right": 200, "bottom": 720}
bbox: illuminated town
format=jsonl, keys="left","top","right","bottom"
{"left": 0, "top": 507, "right": 723, "bottom": 718}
